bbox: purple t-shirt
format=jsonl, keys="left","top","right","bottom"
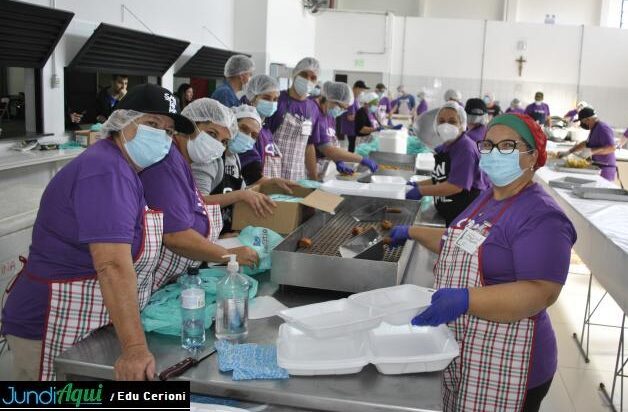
{"left": 624, "top": 128, "right": 628, "bottom": 138}
{"left": 340, "top": 100, "right": 360, "bottom": 136}
{"left": 505, "top": 107, "right": 525, "bottom": 115}
{"left": 435, "top": 134, "right": 488, "bottom": 191}
{"left": 139, "top": 145, "right": 209, "bottom": 236}
{"left": 315, "top": 111, "right": 337, "bottom": 158}
{"left": 466, "top": 124, "right": 487, "bottom": 143}
{"left": 564, "top": 109, "right": 578, "bottom": 121}
{"left": 267, "top": 90, "right": 321, "bottom": 146}
{"left": 1, "top": 139, "right": 146, "bottom": 339}
{"left": 416, "top": 99, "right": 428, "bottom": 116}
{"left": 525, "top": 102, "right": 550, "bottom": 123}
{"left": 586, "top": 120, "right": 616, "bottom": 167}
{"left": 451, "top": 184, "right": 577, "bottom": 388}
{"left": 378, "top": 97, "right": 392, "bottom": 114}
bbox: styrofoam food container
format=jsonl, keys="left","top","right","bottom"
{"left": 369, "top": 323, "right": 459, "bottom": 375}
{"left": 370, "top": 175, "right": 407, "bottom": 185}
{"left": 277, "top": 324, "right": 369, "bottom": 375}
{"left": 320, "top": 180, "right": 368, "bottom": 196}
{"left": 349, "top": 284, "right": 434, "bottom": 325}
{"left": 278, "top": 298, "right": 384, "bottom": 339}
{"left": 367, "top": 183, "right": 406, "bottom": 199}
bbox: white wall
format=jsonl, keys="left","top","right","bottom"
{"left": 266, "top": 0, "right": 317, "bottom": 71}
{"left": 336, "top": 0, "right": 419, "bottom": 16}
{"left": 516, "top": 0, "right": 602, "bottom": 26}
{"left": 234, "top": 0, "right": 269, "bottom": 75}
{"left": 424, "top": 0, "right": 504, "bottom": 21}
{"left": 7, "top": 67, "right": 25, "bottom": 95}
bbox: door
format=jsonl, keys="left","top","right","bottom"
{"left": 333, "top": 71, "right": 383, "bottom": 89}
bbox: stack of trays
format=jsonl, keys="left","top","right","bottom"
{"left": 276, "top": 285, "right": 460, "bottom": 376}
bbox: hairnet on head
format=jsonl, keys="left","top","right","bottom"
{"left": 224, "top": 55, "right": 255, "bottom": 78}
{"left": 444, "top": 89, "right": 462, "bottom": 102}
{"left": 232, "top": 104, "right": 262, "bottom": 128}
{"left": 244, "top": 74, "right": 279, "bottom": 102}
{"left": 182, "top": 98, "right": 239, "bottom": 138}
{"left": 360, "top": 91, "right": 379, "bottom": 105}
{"left": 434, "top": 101, "right": 468, "bottom": 132}
{"left": 322, "top": 81, "right": 354, "bottom": 106}
{"left": 292, "top": 57, "right": 320, "bottom": 77}
{"left": 99, "top": 109, "right": 146, "bottom": 140}
{"left": 468, "top": 114, "right": 489, "bottom": 126}
{"left": 577, "top": 100, "right": 589, "bottom": 110}
{"left": 511, "top": 98, "right": 521, "bottom": 106}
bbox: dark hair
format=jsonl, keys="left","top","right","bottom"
{"left": 113, "top": 74, "right": 128, "bottom": 80}
{"left": 376, "top": 83, "right": 386, "bottom": 90}
{"left": 176, "top": 83, "right": 193, "bottom": 108}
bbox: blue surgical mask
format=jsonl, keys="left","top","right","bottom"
{"left": 256, "top": 99, "right": 278, "bottom": 118}
{"left": 310, "top": 87, "right": 321, "bottom": 97}
{"left": 479, "top": 149, "right": 530, "bottom": 187}
{"left": 123, "top": 124, "right": 172, "bottom": 169}
{"left": 228, "top": 131, "right": 256, "bottom": 154}
{"left": 188, "top": 130, "right": 225, "bottom": 163}
{"left": 294, "top": 76, "right": 313, "bottom": 97}
{"left": 327, "top": 105, "right": 345, "bottom": 118}
{"left": 369, "top": 105, "right": 378, "bottom": 113}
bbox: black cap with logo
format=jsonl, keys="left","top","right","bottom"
{"left": 353, "top": 80, "right": 369, "bottom": 89}
{"left": 116, "top": 83, "right": 195, "bottom": 134}
{"left": 465, "top": 98, "right": 488, "bottom": 116}
{"left": 577, "top": 107, "right": 596, "bottom": 121}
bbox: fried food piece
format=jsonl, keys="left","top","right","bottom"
{"left": 382, "top": 236, "right": 392, "bottom": 245}
{"left": 380, "top": 219, "right": 393, "bottom": 230}
{"left": 298, "top": 237, "right": 313, "bottom": 248}
{"left": 351, "top": 227, "right": 365, "bottom": 236}
{"left": 385, "top": 207, "right": 402, "bottom": 214}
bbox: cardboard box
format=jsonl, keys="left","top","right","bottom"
{"left": 231, "top": 183, "right": 344, "bottom": 235}
{"left": 74, "top": 130, "right": 100, "bottom": 147}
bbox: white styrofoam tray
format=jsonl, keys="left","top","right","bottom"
{"left": 370, "top": 175, "right": 407, "bottom": 185}
{"left": 320, "top": 180, "right": 405, "bottom": 199}
{"left": 278, "top": 298, "right": 385, "bottom": 339}
{"left": 277, "top": 322, "right": 459, "bottom": 376}
{"left": 349, "top": 284, "right": 434, "bottom": 325}
{"left": 277, "top": 324, "right": 369, "bottom": 375}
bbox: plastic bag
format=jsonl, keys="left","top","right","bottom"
{"left": 141, "top": 267, "right": 258, "bottom": 336}
{"left": 268, "top": 194, "right": 303, "bottom": 203}
{"left": 297, "top": 179, "right": 321, "bottom": 189}
{"left": 356, "top": 136, "right": 380, "bottom": 157}
{"left": 407, "top": 135, "right": 431, "bottom": 155}
{"left": 237, "top": 226, "right": 284, "bottom": 275}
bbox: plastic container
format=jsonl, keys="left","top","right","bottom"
{"left": 278, "top": 298, "right": 384, "bottom": 339}
{"left": 320, "top": 180, "right": 405, "bottom": 199}
{"left": 180, "top": 267, "right": 206, "bottom": 350}
{"left": 277, "top": 324, "right": 369, "bottom": 375}
{"left": 373, "top": 129, "right": 408, "bottom": 154}
{"left": 370, "top": 175, "right": 407, "bottom": 185}
{"left": 369, "top": 323, "right": 459, "bottom": 375}
{"left": 320, "top": 180, "right": 368, "bottom": 196}
{"left": 349, "top": 284, "right": 434, "bottom": 325}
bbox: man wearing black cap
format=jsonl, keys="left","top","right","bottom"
{"left": 561, "top": 107, "right": 617, "bottom": 181}
{"left": 465, "top": 98, "right": 489, "bottom": 143}
{"left": 339, "top": 80, "right": 369, "bottom": 152}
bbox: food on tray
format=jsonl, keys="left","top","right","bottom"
{"left": 351, "top": 227, "right": 366, "bottom": 236}
{"left": 384, "top": 207, "right": 402, "bottom": 214}
{"left": 547, "top": 151, "right": 559, "bottom": 159}
{"left": 564, "top": 156, "right": 589, "bottom": 169}
{"left": 298, "top": 237, "right": 313, "bottom": 248}
{"left": 382, "top": 237, "right": 392, "bottom": 245}
{"left": 379, "top": 164, "right": 413, "bottom": 171}
{"left": 380, "top": 220, "right": 393, "bottom": 230}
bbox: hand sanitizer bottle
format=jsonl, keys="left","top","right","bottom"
{"left": 180, "top": 266, "right": 206, "bottom": 350}
{"left": 215, "top": 255, "right": 250, "bottom": 341}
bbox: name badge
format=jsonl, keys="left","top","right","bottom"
{"left": 455, "top": 226, "right": 488, "bottom": 255}
{"left": 301, "top": 120, "right": 313, "bottom": 136}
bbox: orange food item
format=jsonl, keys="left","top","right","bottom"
{"left": 351, "top": 227, "right": 365, "bottom": 236}
{"left": 380, "top": 220, "right": 393, "bottom": 230}
{"left": 298, "top": 237, "right": 313, "bottom": 248}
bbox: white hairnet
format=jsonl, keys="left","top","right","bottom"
{"left": 417, "top": 91, "right": 426, "bottom": 99}
{"left": 577, "top": 100, "right": 589, "bottom": 110}
{"left": 397, "top": 85, "right": 405, "bottom": 93}
{"left": 322, "top": 81, "right": 354, "bottom": 106}
{"left": 224, "top": 54, "right": 255, "bottom": 78}
{"left": 412, "top": 108, "right": 441, "bottom": 150}
{"left": 360, "top": 91, "right": 379, "bottom": 105}
{"left": 244, "top": 74, "right": 279, "bottom": 102}
{"left": 511, "top": 98, "right": 521, "bottom": 106}
{"left": 483, "top": 91, "right": 494, "bottom": 102}
{"left": 292, "top": 57, "right": 320, "bottom": 77}
{"left": 232, "top": 104, "right": 262, "bottom": 128}
{"left": 181, "top": 98, "right": 239, "bottom": 138}
{"left": 99, "top": 109, "right": 145, "bottom": 140}
{"left": 444, "top": 89, "right": 462, "bottom": 102}
{"left": 468, "top": 114, "right": 489, "bottom": 126}
{"left": 434, "top": 101, "right": 468, "bottom": 132}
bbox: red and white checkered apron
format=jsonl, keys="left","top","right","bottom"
{"left": 434, "top": 193, "right": 535, "bottom": 412}
{"left": 262, "top": 142, "right": 283, "bottom": 179}
{"left": 151, "top": 190, "right": 223, "bottom": 292}
{"left": 38, "top": 208, "right": 164, "bottom": 380}
{"left": 273, "top": 112, "right": 311, "bottom": 181}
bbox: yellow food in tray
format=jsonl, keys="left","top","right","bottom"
{"left": 564, "top": 156, "right": 590, "bottom": 169}
{"left": 379, "top": 164, "right": 413, "bottom": 171}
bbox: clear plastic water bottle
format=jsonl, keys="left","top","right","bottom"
{"left": 215, "top": 255, "right": 250, "bottom": 342}
{"left": 180, "top": 266, "right": 206, "bottom": 350}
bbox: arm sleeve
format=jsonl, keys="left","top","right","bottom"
{"left": 74, "top": 172, "right": 141, "bottom": 244}
{"left": 512, "top": 212, "right": 576, "bottom": 284}
{"left": 241, "top": 161, "right": 263, "bottom": 186}
{"left": 446, "top": 147, "right": 475, "bottom": 190}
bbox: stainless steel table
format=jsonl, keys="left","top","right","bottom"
{"left": 55, "top": 274, "right": 443, "bottom": 412}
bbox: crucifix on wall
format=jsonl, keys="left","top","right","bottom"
{"left": 515, "top": 55, "right": 527, "bottom": 77}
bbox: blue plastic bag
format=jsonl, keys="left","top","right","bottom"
{"left": 356, "top": 136, "right": 380, "bottom": 157}
{"left": 237, "top": 226, "right": 283, "bottom": 275}
{"left": 407, "top": 135, "right": 431, "bottom": 155}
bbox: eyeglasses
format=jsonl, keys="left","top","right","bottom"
{"left": 477, "top": 139, "right": 531, "bottom": 154}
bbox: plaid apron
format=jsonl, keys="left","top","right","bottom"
{"left": 151, "top": 191, "right": 223, "bottom": 291}
{"left": 38, "top": 208, "right": 164, "bottom": 380}
{"left": 262, "top": 142, "right": 283, "bottom": 179}
{"left": 274, "top": 112, "right": 311, "bottom": 181}
{"left": 316, "top": 126, "right": 341, "bottom": 178}
{"left": 434, "top": 193, "right": 536, "bottom": 412}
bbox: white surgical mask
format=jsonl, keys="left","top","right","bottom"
{"left": 293, "top": 76, "right": 313, "bottom": 97}
{"left": 188, "top": 130, "right": 225, "bottom": 163}
{"left": 436, "top": 123, "right": 460, "bottom": 142}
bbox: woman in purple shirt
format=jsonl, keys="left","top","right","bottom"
{"left": 505, "top": 98, "right": 525, "bottom": 115}
{"left": 1, "top": 84, "right": 198, "bottom": 381}
{"left": 406, "top": 102, "right": 488, "bottom": 226}
{"left": 525, "top": 91, "right": 551, "bottom": 125}
{"left": 391, "top": 113, "right": 576, "bottom": 411}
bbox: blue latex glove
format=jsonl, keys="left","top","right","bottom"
{"left": 389, "top": 225, "right": 410, "bottom": 247}
{"left": 406, "top": 183, "right": 422, "bottom": 200}
{"left": 391, "top": 124, "right": 403, "bottom": 130}
{"left": 336, "top": 161, "right": 354, "bottom": 175}
{"left": 376, "top": 126, "right": 384, "bottom": 132}
{"left": 411, "top": 288, "right": 469, "bottom": 327}
{"left": 360, "top": 157, "right": 379, "bottom": 172}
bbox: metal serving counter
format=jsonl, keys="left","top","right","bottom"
{"left": 55, "top": 274, "right": 443, "bottom": 412}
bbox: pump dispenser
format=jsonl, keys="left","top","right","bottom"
{"left": 215, "top": 255, "right": 250, "bottom": 341}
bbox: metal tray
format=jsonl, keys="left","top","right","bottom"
{"left": 271, "top": 195, "right": 421, "bottom": 293}
{"left": 549, "top": 159, "right": 601, "bottom": 175}
{"left": 549, "top": 176, "right": 596, "bottom": 190}
{"left": 572, "top": 187, "right": 628, "bottom": 202}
